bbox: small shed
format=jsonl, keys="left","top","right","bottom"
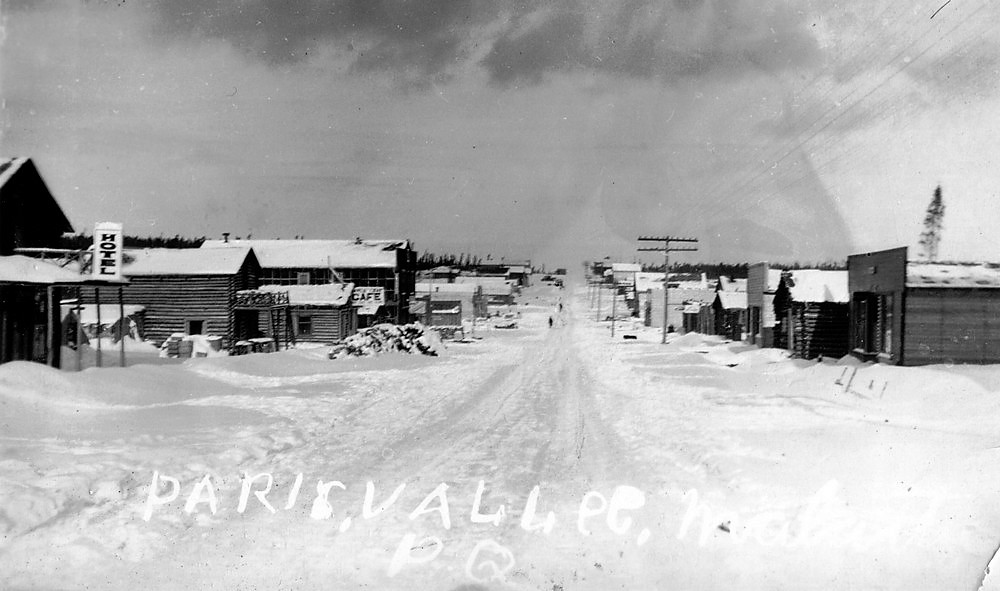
{"left": 746, "top": 263, "right": 783, "bottom": 347}
{"left": 505, "top": 265, "right": 531, "bottom": 287}
{"left": 410, "top": 298, "right": 463, "bottom": 328}
{"left": 773, "top": 270, "right": 849, "bottom": 359}
{"left": 255, "top": 283, "right": 357, "bottom": 344}
{"left": 415, "top": 282, "right": 488, "bottom": 319}
{"left": 849, "top": 246, "right": 1000, "bottom": 365}
{"left": 713, "top": 290, "right": 748, "bottom": 341}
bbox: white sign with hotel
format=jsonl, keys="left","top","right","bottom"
{"left": 93, "top": 222, "right": 123, "bottom": 280}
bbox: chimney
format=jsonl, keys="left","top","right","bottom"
{"left": 222, "top": 232, "right": 230, "bottom": 243}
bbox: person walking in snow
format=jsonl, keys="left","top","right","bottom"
{"left": 548, "top": 316, "right": 553, "bottom": 328}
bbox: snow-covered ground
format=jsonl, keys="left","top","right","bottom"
{"left": 2, "top": 281, "right": 999, "bottom": 590}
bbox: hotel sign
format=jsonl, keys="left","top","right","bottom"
{"left": 93, "top": 222, "right": 123, "bottom": 280}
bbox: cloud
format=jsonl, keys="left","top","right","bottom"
{"left": 483, "top": 0, "right": 821, "bottom": 85}
{"left": 136, "top": 0, "right": 820, "bottom": 86}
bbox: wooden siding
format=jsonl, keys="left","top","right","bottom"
{"left": 903, "top": 288, "right": 1000, "bottom": 365}
{"left": 746, "top": 263, "right": 769, "bottom": 309}
{"left": 847, "top": 247, "right": 907, "bottom": 294}
{"left": 848, "top": 247, "right": 907, "bottom": 362}
{"left": 79, "top": 275, "right": 239, "bottom": 347}
{"left": 292, "top": 307, "right": 357, "bottom": 344}
{"left": 789, "top": 302, "right": 849, "bottom": 360}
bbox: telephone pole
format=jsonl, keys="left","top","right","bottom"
{"left": 638, "top": 236, "right": 699, "bottom": 344}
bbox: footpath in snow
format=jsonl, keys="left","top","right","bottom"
{"left": 1, "top": 281, "right": 1000, "bottom": 590}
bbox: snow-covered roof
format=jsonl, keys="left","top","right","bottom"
{"left": 682, "top": 302, "right": 704, "bottom": 314}
{"left": 717, "top": 276, "right": 747, "bottom": 292}
{"left": 257, "top": 283, "right": 354, "bottom": 306}
{"left": 0, "top": 157, "right": 29, "bottom": 188}
{"left": 416, "top": 282, "right": 480, "bottom": 295}
{"left": 611, "top": 263, "right": 642, "bottom": 273}
{"left": 673, "top": 287, "right": 717, "bottom": 304}
{"left": 765, "top": 269, "right": 783, "bottom": 291}
{"left": 506, "top": 265, "right": 529, "bottom": 274}
{"left": 454, "top": 275, "right": 514, "bottom": 285}
{"left": 636, "top": 272, "right": 666, "bottom": 291}
{"left": 201, "top": 239, "right": 407, "bottom": 269}
{"left": 0, "top": 255, "right": 123, "bottom": 285}
{"left": 716, "top": 290, "right": 748, "bottom": 309}
{"left": 781, "top": 270, "right": 849, "bottom": 303}
{"left": 124, "top": 248, "right": 253, "bottom": 276}
{"left": 906, "top": 262, "right": 1000, "bottom": 288}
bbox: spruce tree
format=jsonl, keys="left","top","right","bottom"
{"left": 919, "top": 185, "right": 945, "bottom": 261}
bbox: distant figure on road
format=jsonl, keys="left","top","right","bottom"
{"left": 548, "top": 316, "right": 553, "bottom": 328}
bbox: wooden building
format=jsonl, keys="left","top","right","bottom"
{"left": 0, "top": 157, "right": 128, "bottom": 367}
{"left": 252, "top": 284, "right": 357, "bottom": 344}
{"left": 202, "top": 238, "right": 416, "bottom": 326}
{"left": 848, "top": 246, "right": 1000, "bottom": 365}
{"left": 409, "top": 298, "right": 463, "bottom": 327}
{"left": 713, "top": 290, "right": 747, "bottom": 341}
{"left": 746, "top": 263, "right": 783, "bottom": 347}
{"left": 453, "top": 276, "right": 517, "bottom": 306}
{"left": 773, "top": 270, "right": 849, "bottom": 359}
{"left": 415, "top": 282, "right": 488, "bottom": 320}
{"left": 0, "top": 158, "right": 73, "bottom": 256}
{"left": 79, "top": 247, "right": 261, "bottom": 348}
{"left": 0, "top": 256, "right": 124, "bottom": 367}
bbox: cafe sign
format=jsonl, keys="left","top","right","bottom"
{"left": 352, "top": 286, "right": 385, "bottom": 315}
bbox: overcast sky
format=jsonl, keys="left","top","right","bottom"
{"left": 3, "top": 0, "right": 999, "bottom": 267}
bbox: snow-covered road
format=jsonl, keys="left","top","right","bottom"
{"left": 3, "top": 282, "right": 1000, "bottom": 590}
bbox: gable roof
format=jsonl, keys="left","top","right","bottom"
{"left": 201, "top": 239, "right": 408, "bottom": 269}
{"left": 611, "top": 263, "right": 642, "bottom": 273}
{"left": 781, "top": 270, "right": 849, "bottom": 303}
{"left": 0, "top": 157, "right": 74, "bottom": 239}
{"left": 123, "top": 247, "right": 255, "bottom": 276}
{"left": 715, "top": 290, "right": 748, "bottom": 309}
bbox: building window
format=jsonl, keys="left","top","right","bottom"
{"left": 297, "top": 272, "right": 310, "bottom": 285}
{"left": 297, "top": 315, "right": 312, "bottom": 336}
{"left": 187, "top": 319, "right": 204, "bottom": 335}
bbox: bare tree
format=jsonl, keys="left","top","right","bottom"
{"left": 919, "top": 185, "right": 945, "bottom": 261}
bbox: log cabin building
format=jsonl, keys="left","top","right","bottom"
{"left": 773, "top": 270, "right": 850, "bottom": 359}
{"left": 253, "top": 283, "right": 357, "bottom": 344}
{"left": 848, "top": 246, "right": 1000, "bottom": 365}
{"left": 201, "top": 238, "right": 416, "bottom": 327}
{"left": 78, "top": 247, "right": 261, "bottom": 348}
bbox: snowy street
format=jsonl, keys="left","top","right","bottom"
{"left": 3, "top": 282, "right": 1000, "bottom": 590}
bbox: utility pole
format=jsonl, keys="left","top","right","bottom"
{"left": 611, "top": 283, "right": 617, "bottom": 338}
{"left": 595, "top": 282, "right": 602, "bottom": 322}
{"left": 638, "top": 236, "right": 699, "bottom": 344}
